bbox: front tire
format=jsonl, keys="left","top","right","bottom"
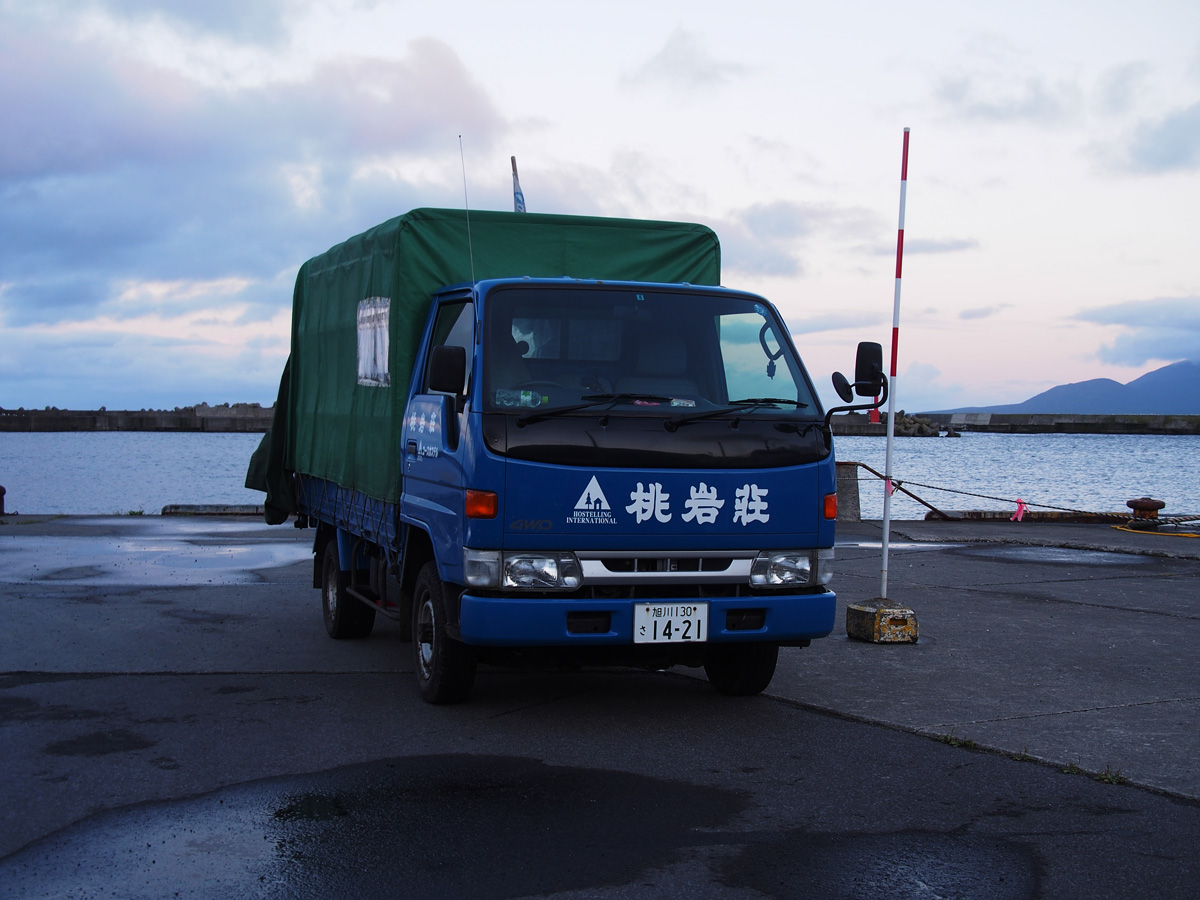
{"left": 321, "top": 541, "right": 375, "bottom": 639}
{"left": 412, "top": 562, "right": 478, "bottom": 704}
{"left": 703, "top": 643, "right": 779, "bottom": 696}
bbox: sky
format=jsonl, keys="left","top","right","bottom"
{"left": 1, "top": 0, "right": 1198, "bottom": 413}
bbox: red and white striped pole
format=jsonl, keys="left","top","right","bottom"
{"left": 880, "top": 127, "right": 910, "bottom": 600}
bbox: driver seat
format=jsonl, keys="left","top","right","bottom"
{"left": 488, "top": 335, "right": 532, "bottom": 393}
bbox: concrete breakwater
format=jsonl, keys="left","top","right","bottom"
{"left": 929, "top": 412, "right": 1200, "bottom": 434}
{"left": 3, "top": 406, "right": 1197, "bottom": 435}
{"left": 0, "top": 403, "right": 274, "bottom": 433}
{"left": 832, "top": 412, "right": 1200, "bottom": 436}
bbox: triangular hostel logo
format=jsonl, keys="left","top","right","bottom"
{"left": 568, "top": 476, "right": 618, "bottom": 525}
{"left": 575, "top": 476, "right": 610, "bottom": 511}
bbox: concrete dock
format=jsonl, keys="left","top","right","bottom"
{"left": 806, "top": 518, "right": 1200, "bottom": 798}
{"left": 1, "top": 513, "right": 1197, "bottom": 898}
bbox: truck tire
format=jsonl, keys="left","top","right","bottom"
{"left": 703, "top": 643, "right": 779, "bottom": 696}
{"left": 412, "top": 562, "right": 478, "bottom": 704}
{"left": 321, "top": 541, "right": 375, "bottom": 639}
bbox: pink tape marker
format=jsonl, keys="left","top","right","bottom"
{"left": 1011, "top": 499, "right": 1027, "bottom": 522}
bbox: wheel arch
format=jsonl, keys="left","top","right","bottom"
{"left": 400, "top": 526, "right": 436, "bottom": 600}
{"left": 312, "top": 522, "right": 337, "bottom": 589}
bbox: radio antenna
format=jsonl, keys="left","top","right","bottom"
{"left": 458, "top": 135, "right": 475, "bottom": 284}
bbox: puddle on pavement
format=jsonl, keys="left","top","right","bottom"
{"left": 0, "top": 521, "right": 311, "bottom": 586}
{"left": 0, "top": 754, "right": 1039, "bottom": 899}
{"left": 0, "top": 754, "right": 745, "bottom": 900}
{"left": 954, "top": 545, "right": 1145, "bottom": 566}
{"left": 722, "top": 829, "right": 1036, "bottom": 900}
{"left": 837, "top": 540, "right": 959, "bottom": 552}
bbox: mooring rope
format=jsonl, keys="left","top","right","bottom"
{"left": 848, "top": 464, "right": 1200, "bottom": 530}
{"left": 891, "top": 478, "right": 1127, "bottom": 519}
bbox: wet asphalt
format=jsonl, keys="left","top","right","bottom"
{"left": 0, "top": 513, "right": 1197, "bottom": 899}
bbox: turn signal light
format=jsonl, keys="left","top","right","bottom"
{"left": 823, "top": 492, "right": 838, "bottom": 520}
{"left": 465, "top": 490, "right": 498, "bottom": 519}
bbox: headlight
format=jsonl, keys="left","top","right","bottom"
{"left": 750, "top": 549, "right": 834, "bottom": 588}
{"left": 464, "top": 549, "right": 501, "bottom": 587}
{"left": 502, "top": 552, "right": 583, "bottom": 591}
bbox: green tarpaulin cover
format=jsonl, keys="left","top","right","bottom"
{"left": 247, "top": 208, "right": 721, "bottom": 523}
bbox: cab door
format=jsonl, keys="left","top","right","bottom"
{"left": 402, "top": 298, "right": 474, "bottom": 583}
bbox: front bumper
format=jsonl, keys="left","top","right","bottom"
{"left": 457, "top": 590, "right": 836, "bottom": 646}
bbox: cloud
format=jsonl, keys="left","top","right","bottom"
{"left": 0, "top": 325, "right": 288, "bottom": 409}
{"left": 622, "top": 27, "right": 748, "bottom": 90}
{"left": 0, "top": 25, "right": 203, "bottom": 180}
{"left": 1123, "top": 101, "right": 1200, "bottom": 172}
{"left": 1076, "top": 296, "right": 1200, "bottom": 364}
{"left": 714, "top": 201, "right": 880, "bottom": 277}
{"left": 857, "top": 237, "right": 978, "bottom": 257}
{"left": 786, "top": 311, "right": 883, "bottom": 335}
{"left": 713, "top": 203, "right": 809, "bottom": 277}
{"left": 1096, "top": 62, "right": 1152, "bottom": 116}
{"left": 0, "top": 17, "right": 507, "bottom": 406}
{"left": 16, "top": 0, "right": 305, "bottom": 44}
{"left": 959, "top": 304, "right": 1009, "bottom": 320}
{"left": 0, "top": 28, "right": 506, "bottom": 321}
{"left": 0, "top": 25, "right": 502, "bottom": 183}
{"left": 907, "top": 238, "right": 979, "bottom": 254}
{"left": 934, "top": 71, "right": 1082, "bottom": 125}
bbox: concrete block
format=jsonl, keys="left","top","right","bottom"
{"left": 835, "top": 463, "right": 861, "bottom": 522}
{"left": 846, "top": 601, "right": 919, "bottom": 643}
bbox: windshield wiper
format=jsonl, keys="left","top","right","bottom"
{"left": 664, "top": 397, "right": 809, "bottom": 431}
{"left": 515, "top": 393, "right": 673, "bottom": 427}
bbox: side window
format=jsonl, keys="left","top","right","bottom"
{"left": 426, "top": 301, "right": 474, "bottom": 394}
{"left": 718, "top": 312, "right": 804, "bottom": 403}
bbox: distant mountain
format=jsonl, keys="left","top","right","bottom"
{"left": 924, "top": 360, "right": 1200, "bottom": 415}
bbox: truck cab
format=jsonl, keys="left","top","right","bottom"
{"left": 401, "top": 278, "right": 838, "bottom": 701}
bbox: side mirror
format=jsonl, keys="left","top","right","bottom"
{"left": 832, "top": 371, "right": 854, "bottom": 403}
{"left": 824, "top": 342, "right": 888, "bottom": 427}
{"left": 854, "top": 341, "right": 884, "bottom": 397}
{"left": 428, "top": 344, "right": 467, "bottom": 395}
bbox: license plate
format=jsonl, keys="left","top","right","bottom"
{"left": 633, "top": 603, "right": 708, "bottom": 644}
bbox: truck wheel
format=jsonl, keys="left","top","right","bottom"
{"left": 321, "top": 541, "right": 375, "bottom": 639}
{"left": 412, "top": 562, "right": 478, "bottom": 704}
{"left": 703, "top": 643, "right": 779, "bottom": 696}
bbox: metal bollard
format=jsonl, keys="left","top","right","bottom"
{"left": 1127, "top": 496, "right": 1165, "bottom": 531}
{"left": 0, "top": 485, "right": 6, "bottom": 515}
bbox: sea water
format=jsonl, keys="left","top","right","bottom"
{"left": 0, "top": 433, "right": 267, "bottom": 515}
{"left": 1, "top": 431, "right": 1197, "bottom": 519}
{"left": 836, "top": 432, "right": 1200, "bottom": 520}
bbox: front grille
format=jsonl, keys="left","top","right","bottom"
{"left": 579, "top": 551, "right": 754, "bottom": 585}
{"left": 598, "top": 556, "right": 733, "bottom": 573}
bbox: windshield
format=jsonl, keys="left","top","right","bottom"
{"left": 482, "top": 285, "right": 818, "bottom": 416}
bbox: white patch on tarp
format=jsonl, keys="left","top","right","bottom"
{"left": 357, "top": 297, "right": 390, "bottom": 387}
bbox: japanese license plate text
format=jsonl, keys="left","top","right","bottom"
{"left": 633, "top": 603, "right": 709, "bottom": 644}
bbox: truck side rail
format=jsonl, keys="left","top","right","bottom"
{"left": 296, "top": 474, "right": 401, "bottom": 551}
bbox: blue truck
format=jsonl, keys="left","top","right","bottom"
{"left": 248, "top": 208, "right": 882, "bottom": 703}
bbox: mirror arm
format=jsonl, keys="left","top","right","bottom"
{"left": 824, "top": 374, "right": 888, "bottom": 427}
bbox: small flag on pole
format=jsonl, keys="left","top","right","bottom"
{"left": 511, "top": 156, "right": 526, "bottom": 213}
